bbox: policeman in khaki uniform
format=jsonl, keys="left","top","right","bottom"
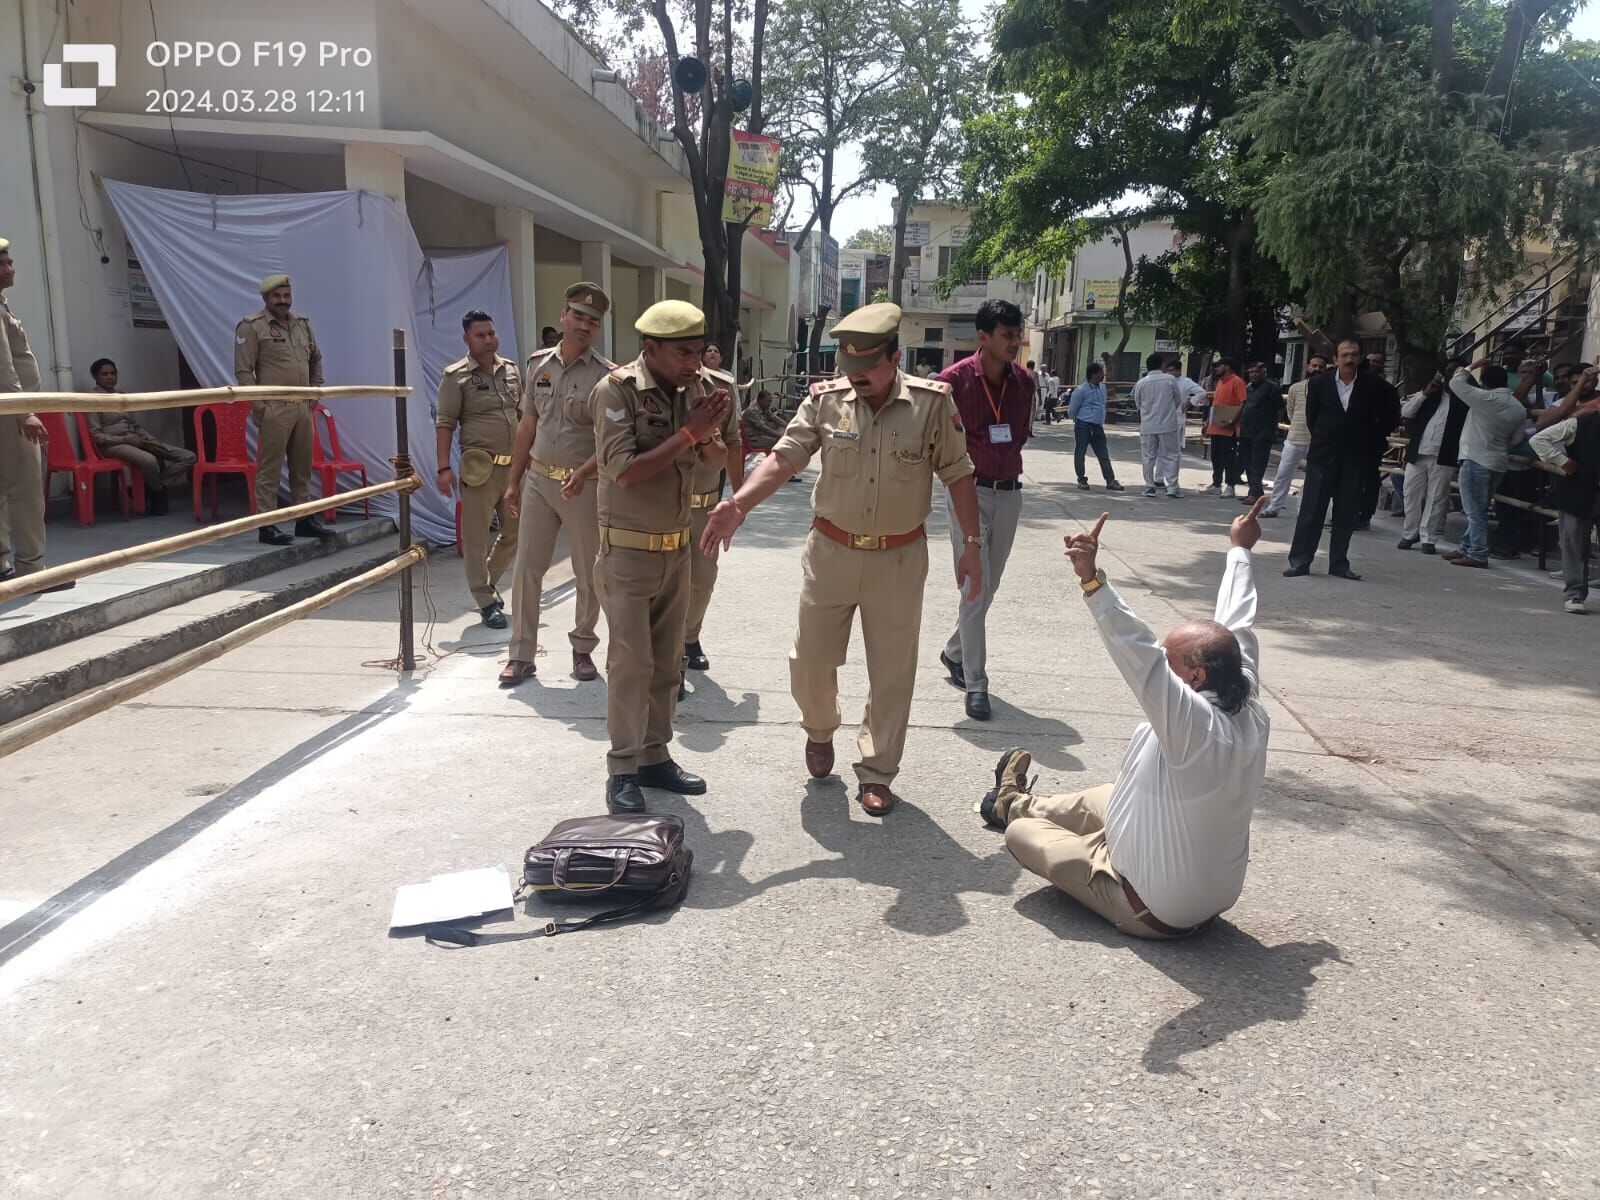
{"left": 436, "top": 310, "right": 521, "bottom": 628}
{"left": 702, "top": 303, "right": 984, "bottom": 816}
{"left": 234, "top": 273, "right": 333, "bottom": 545}
{"left": 593, "top": 300, "right": 733, "bottom": 814}
{"left": 682, "top": 341, "right": 745, "bottom": 678}
{"left": 0, "top": 237, "right": 69, "bottom": 589}
{"left": 499, "top": 282, "right": 614, "bottom": 685}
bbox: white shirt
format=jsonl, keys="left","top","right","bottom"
{"left": 1087, "top": 548, "right": 1270, "bottom": 928}
{"left": 1172, "top": 374, "right": 1206, "bottom": 412}
{"left": 1401, "top": 388, "right": 1451, "bottom": 457}
{"left": 1530, "top": 416, "right": 1580, "bottom": 469}
{"left": 1132, "top": 369, "right": 1185, "bottom": 435}
{"left": 1334, "top": 372, "right": 1354, "bottom": 411}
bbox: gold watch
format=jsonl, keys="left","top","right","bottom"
{"left": 1080, "top": 568, "right": 1107, "bottom": 596}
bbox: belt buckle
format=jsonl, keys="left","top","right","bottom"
{"left": 849, "top": 532, "right": 885, "bottom": 551}
{"left": 653, "top": 532, "right": 682, "bottom": 552}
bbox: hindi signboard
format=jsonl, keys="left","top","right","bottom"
{"left": 1081, "top": 277, "right": 1125, "bottom": 311}
{"left": 722, "top": 131, "right": 782, "bottom": 228}
{"left": 903, "top": 220, "right": 932, "bottom": 248}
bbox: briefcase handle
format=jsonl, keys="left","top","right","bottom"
{"left": 551, "top": 848, "right": 631, "bottom": 893}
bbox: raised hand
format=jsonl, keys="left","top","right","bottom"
{"left": 1063, "top": 512, "right": 1107, "bottom": 583}
{"left": 1231, "top": 494, "right": 1267, "bottom": 550}
{"left": 699, "top": 498, "right": 743, "bottom": 560}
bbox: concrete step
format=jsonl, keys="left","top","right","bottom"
{"left": 0, "top": 539, "right": 409, "bottom": 728}
{"left": 0, "top": 517, "right": 399, "bottom": 665}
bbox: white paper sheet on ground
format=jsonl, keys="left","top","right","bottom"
{"left": 389, "top": 865, "right": 514, "bottom": 931}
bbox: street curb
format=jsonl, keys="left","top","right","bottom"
{"left": 0, "top": 544, "right": 400, "bottom": 728}
{"left": 0, "top": 519, "right": 397, "bottom": 666}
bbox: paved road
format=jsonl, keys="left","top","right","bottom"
{"left": 3, "top": 424, "right": 1598, "bottom": 1198}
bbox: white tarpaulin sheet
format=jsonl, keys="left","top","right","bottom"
{"left": 103, "top": 182, "right": 515, "bottom": 544}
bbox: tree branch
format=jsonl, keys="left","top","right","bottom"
{"left": 653, "top": 0, "right": 704, "bottom": 191}
{"left": 1275, "top": 0, "right": 1326, "bottom": 40}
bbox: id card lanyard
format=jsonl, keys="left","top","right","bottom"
{"left": 979, "top": 372, "right": 1014, "bottom": 444}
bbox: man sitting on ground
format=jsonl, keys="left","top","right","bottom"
{"left": 976, "top": 499, "right": 1271, "bottom": 938}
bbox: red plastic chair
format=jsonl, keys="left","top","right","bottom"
{"left": 74, "top": 413, "right": 148, "bottom": 519}
{"left": 41, "top": 412, "right": 141, "bottom": 526}
{"left": 192, "top": 402, "right": 258, "bottom": 522}
{"left": 311, "top": 403, "right": 369, "bottom": 522}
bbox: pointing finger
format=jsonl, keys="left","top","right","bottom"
{"left": 1089, "top": 512, "right": 1109, "bottom": 541}
{"left": 1247, "top": 494, "right": 1268, "bottom": 520}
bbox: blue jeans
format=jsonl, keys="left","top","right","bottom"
{"left": 1457, "top": 459, "right": 1497, "bottom": 562}
{"left": 1074, "top": 420, "right": 1116, "bottom": 482}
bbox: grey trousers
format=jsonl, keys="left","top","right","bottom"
{"left": 1264, "top": 439, "right": 1305, "bottom": 515}
{"left": 1560, "top": 511, "right": 1594, "bottom": 603}
{"left": 1139, "top": 430, "right": 1183, "bottom": 490}
{"left": 944, "top": 483, "right": 1022, "bottom": 694}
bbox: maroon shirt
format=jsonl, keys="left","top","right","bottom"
{"left": 935, "top": 353, "right": 1033, "bottom": 480}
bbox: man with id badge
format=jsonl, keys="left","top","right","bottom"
{"left": 932, "top": 299, "right": 1033, "bottom": 721}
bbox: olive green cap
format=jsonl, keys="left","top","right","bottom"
{"left": 565, "top": 282, "right": 610, "bottom": 320}
{"left": 635, "top": 299, "right": 707, "bottom": 341}
{"left": 259, "top": 273, "right": 291, "bottom": 294}
{"left": 832, "top": 302, "right": 901, "bottom": 371}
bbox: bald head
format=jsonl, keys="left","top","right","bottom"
{"left": 1164, "top": 620, "right": 1251, "bottom": 713}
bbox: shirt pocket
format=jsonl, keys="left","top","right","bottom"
{"left": 890, "top": 432, "right": 929, "bottom": 481}
{"left": 820, "top": 427, "right": 861, "bottom": 477}
{"left": 635, "top": 409, "right": 672, "bottom": 452}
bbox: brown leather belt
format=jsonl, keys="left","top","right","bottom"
{"left": 1121, "top": 877, "right": 1212, "bottom": 938}
{"left": 811, "top": 516, "right": 925, "bottom": 551}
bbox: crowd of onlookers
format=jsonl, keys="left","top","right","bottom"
{"left": 1031, "top": 344, "right": 1600, "bottom": 615}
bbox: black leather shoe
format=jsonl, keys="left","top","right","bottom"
{"left": 1282, "top": 564, "right": 1310, "bottom": 577}
{"left": 939, "top": 651, "right": 965, "bottom": 689}
{"left": 606, "top": 774, "right": 647, "bottom": 814}
{"left": 1329, "top": 566, "right": 1363, "bottom": 581}
{"left": 0, "top": 564, "right": 15, "bottom": 582}
{"left": 481, "top": 604, "right": 508, "bottom": 629}
{"left": 965, "top": 691, "right": 992, "bottom": 720}
{"left": 295, "top": 516, "right": 336, "bottom": 540}
{"left": 1418, "top": 543, "right": 1437, "bottom": 555}
{"left": 258, "top": 524, "right": 294, "bottom": 546}
{"left": 637, "top": 759, "right": 707, "bottom": 795}
{"left": 1397, "top": 536, "right": 1420, "bottom": 550}
{"left": 684, "top": 641, "right": 710, "bottom": 671}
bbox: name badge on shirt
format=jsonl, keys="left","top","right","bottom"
{"left": 832, "top": 428, "right": 859, "bottom": 442}
{"left": 988, "top": 424, "right": 1014, "bottom": 445}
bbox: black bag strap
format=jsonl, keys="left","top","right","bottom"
{"left": 424, "top": 868, "right": 685, "bottom": 948}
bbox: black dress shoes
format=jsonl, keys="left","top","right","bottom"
{"left": 1329, "top": 566, "right": 1363, "bottom": 581}
{"left": 939, "top": 651, "right": 965, "bottom": 688}
{"left": 965, "top": 691, "right": 992, "bottom": 720}
{"left": 637, "top": 759, "right": 707, "bottom": 795}
{"left": 481, "top": 603, "right": 508, "bottom": 629}
{"left": 147, "top": 486, "right": 170, "bottom": 516}
{"left": 295, "top": 516, "right": 336, "bottom": 539}
{"left": 684, "top": 641, "right": 710, "bottom": 671}
{"left": 1282, "top": 564, "right": 1310, "bottom": 577}
{"left": 606, "top": 775, "right": 647, "bottom": 814}
{"left": 258, "top": 524, "right": 294, "bottom": 546}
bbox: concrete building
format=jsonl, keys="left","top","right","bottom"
{"left": 878, "top": 201, "right": 1032, "bottom": 374}
{"left": 1029, "top": 220, "right": 1186, "bottom": 389}
{"left": 838, "top": 248, "right": 889, "bottom": 316}
{"left": 1, "top": 0, "right": 790, "bottom": 417}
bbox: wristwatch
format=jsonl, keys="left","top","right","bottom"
{"left": 1080, "top": 568, "right": 1107, "bottom": 597}
{"left": 963, "top": 534, "right": 985, "bottom": 548}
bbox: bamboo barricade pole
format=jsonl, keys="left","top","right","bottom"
{"left": 0, "top": 384, "right": 410, "bottom": 418}
{"left": 0, "top": 547, "right": 425, "bottom": 761}
{"left": 0, "top": 476, "right": 420, "bottom": 605}
{"left": 393, "top": 330, "right": 416, "bottom": 672}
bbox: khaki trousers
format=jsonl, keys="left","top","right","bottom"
{"left": 685, "top": 505, "right": 719, "bottom": 643}
{"left": 789, "top": 529, "right": 927, "bottom": 788}
{"left": 459, "top": 463, "right": 518, "bottom": 608}
{"left": 105, "top": 440, "right": 196, "bottom": 489}
{"left": 1004, "top": 784, "right": 1181, "bottom": 940}
{"left": 509, "top": 470, "right": 601, "bottom": 660}
{"left": 597, "top": 541, "right": 690, "bottom": 775}
{"left": 0, "top": 415, "right": 46, "bottom": 574}
{"left": 253, "top": 400, "right": 313, "bottom": 513}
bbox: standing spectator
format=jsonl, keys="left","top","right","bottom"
{"left": 1026, "top": 360, "right": 1042, "bottom": 424}
{"left": 935, "top": 299, "right": 1033, "bottom": 720}
{"left": 1284, "top": 338, "right": 1388, "bottom": 580}
{"left": 540, "top": 326, "right": 560, "bottom": 349}
{"left": 1202, "top": 357, "right": 1245, "bottom": 498}
{"left": 1166, "top": 359, "right": 1207, "bottom": 413}
{"left": 1042, "top": 365, "right": 1061, "bottom": 425}
{"left": 85, "top": 358, "right": 196, "bottom": 516}
{"left": 1489, "top": 358, "right": 1553, "bottom": 559}
{"left": 1068, "top": 361, "right": 1124, "bottom": 492}
{"left": 1395, "top": 369, "right": 1468, "bottom": 555}
{"left": 1529, "top": 365, "right": 1600, "bottom": 613}
{"left": 1132, "top": 353, "right": 1184, "bottom": 497}
{"left": 1262, "top": 353, "right": 1324, "bottom": 518}
{"left": 1357, "top": 350, "right": 1403, "bottom": 528}
{"left": 1443, "top": 359, "right": 1530, "bottom": 570}
{"left": 1239, "top": 361, "right": 1280, "bottom": 501}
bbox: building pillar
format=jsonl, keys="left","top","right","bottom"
{"left": 343, "top": 144, "right": 406, "bottom": 204}
{"left": 639, "top": 266, "right": 667, "bottom": 305}
{"left": 494, "top": 207, "right": 538, "bottom": 361}
{"left": 580, "top": 241, "right": 615, "bottom": 357}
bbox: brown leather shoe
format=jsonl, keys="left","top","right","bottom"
{"left": 498, "top": 659, "right": 536, "bottom": 688}
{"left": 805, "top": 739, "right": 834, "bottom": 779}
{"left": 858, "top": 784, "right": 897, "bottom": 817}
{"left": 572, "top": 651, "right": 599, "bottom": 681}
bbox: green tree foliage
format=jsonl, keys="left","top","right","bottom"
{"left": 846, "top": 224, "right": 895, "bottom": 252}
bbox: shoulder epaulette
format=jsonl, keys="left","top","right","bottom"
{"left": 810, "top": 376, "right": 852, "bottom": 396}
{"left": 526, "top": 347, "right": 558, "bottom": 367}
{"left": 909, "top": 376, "right": 952, "bottom": 395}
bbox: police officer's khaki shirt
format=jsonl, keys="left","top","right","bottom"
{"left": 1, "top": 296, "right": 41, "bottom": 394}
{"left": 86, "top": 392, "right": 151, "bottom": 446}
{"left": 774, "top": 371, "right": 974, "bottom": 536}
{"left": 233, "top": 310, "right": 324, "bottom": 388}
{"left": 522, "top": 344, "right": 613, "bottom": 467}
{"left": 437, "top": 354, "right": 520, "bottom": 455}
{"left": 593, "top": 355, "right": 714, "bottom": 534}
{"left": 691, "top": 367, "right": 742, "bottom": 492}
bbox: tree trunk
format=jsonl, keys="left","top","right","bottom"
{"left": 1222, "top": 216, "right": 1252, "bottom": 362}
{"left": 1484, "top": 0, "right": 1561, "bottom": 111}
{"left": 1431, "top": 0, "right": 1455, "bottom": 94}
{"left": 1111, "top": 225, "right": 1135, "bottom": 360}
{"left": 890, "top": 193, "right": 911, "bottom": 305}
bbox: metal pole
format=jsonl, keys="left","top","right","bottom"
{"left": 393, "top": 329, "right": 416, "bottom": 672}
